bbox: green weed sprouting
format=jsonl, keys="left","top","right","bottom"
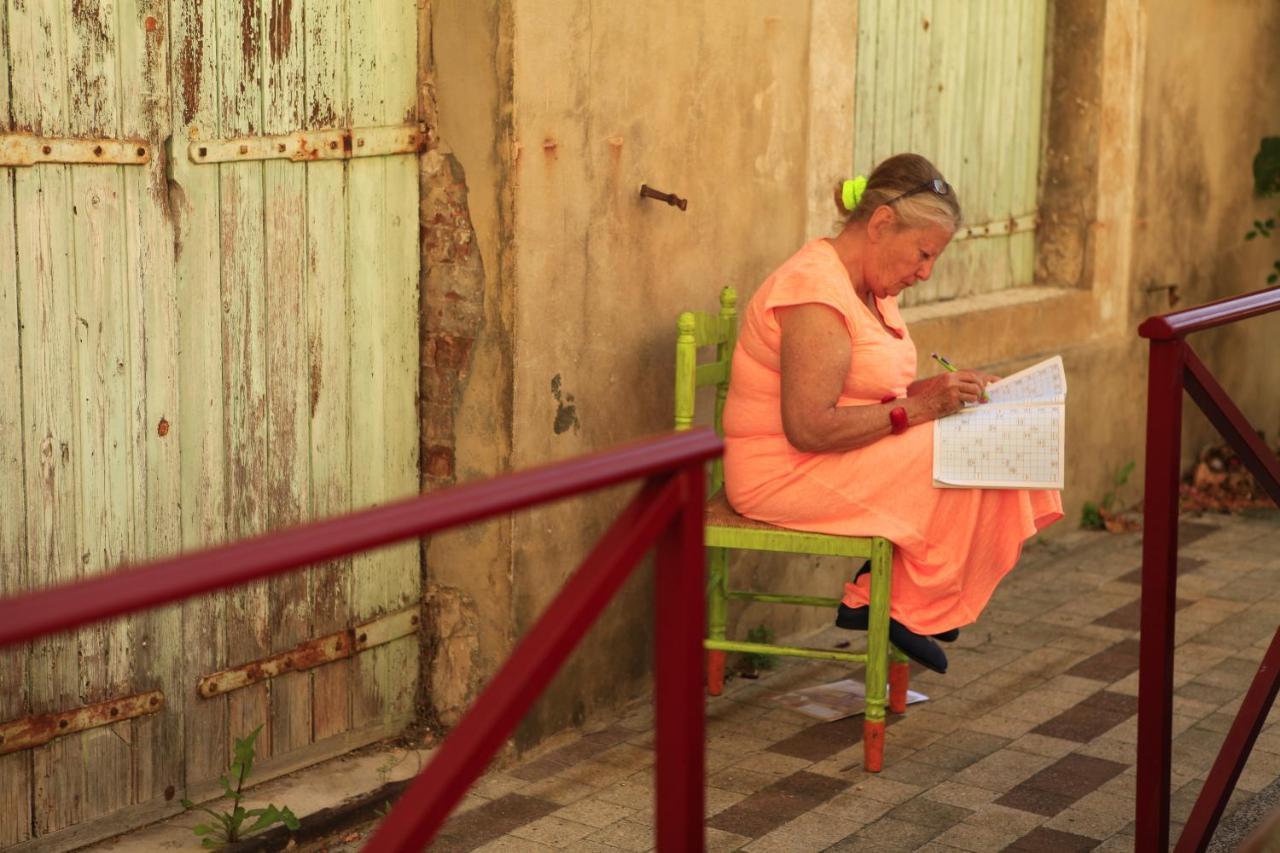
{"left": 742, "top": 624, "right": 778, "bottom": 674}
{"left": 1244, "top": 137, "right": 1280, "bottom": 285}
{"left": 181, "top": 725, "right": 300, "bottom": 848}
{"left": 1081, "top": 460, "right": 1136, "bottom": 530}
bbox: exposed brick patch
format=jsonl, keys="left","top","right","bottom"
{"left": 1066, "top": 639, "right": 1141, "bottom": 682}
{"left": 1005, "top": 825, "right": 1101, "bottom": 851}
{"left": 1031, "top": 690, "right": 1137, "bottom": 742}
{"left": 420, "top": 149, "right": 487, "bottom": 491}
{"left": 705, "top": 770, "right": 848, "bottom": 838}
{"left": 996, "top": 754, "right": 1127, "bottom": 818}
{"left": 432, "top": 794, "right": 558, "bottom": 852}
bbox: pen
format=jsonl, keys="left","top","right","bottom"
{"left": 931, "top": 352, "right": 988, "bottom": 402}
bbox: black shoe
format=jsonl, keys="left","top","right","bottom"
{"left": 845, "top": 563, "right": 961, "bottom": 643}
{"left": 835, "top": 603, "right": 949, "bottom": 674}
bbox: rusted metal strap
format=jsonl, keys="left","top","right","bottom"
{"left": 198, "top": 606, "right": 421, "bottom": 698}
{"left": 0, "top": 690, "right": 164, "bottom": 755}
{"left": 188, "top": 124, "right": 426, "bottom": 164}
{"left": 952, "top": 212, "right": 1038, "bottom": 242}
{"left": 0, "top": 133, "right": 151, "bottom": 167}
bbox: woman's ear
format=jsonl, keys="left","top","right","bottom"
{"left": 866, "top": 205, "right": 896, "bottom": 243}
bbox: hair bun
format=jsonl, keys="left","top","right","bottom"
{"left": 841, "top": 176, "right": 868, "bottom": 211}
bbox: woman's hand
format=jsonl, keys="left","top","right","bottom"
{"left": 908, "top": 370, "right": 1000, "bottom": 419}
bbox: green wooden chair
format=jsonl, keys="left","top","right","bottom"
{"left": 674, "top": 286, "right": 911, "bottom": 771}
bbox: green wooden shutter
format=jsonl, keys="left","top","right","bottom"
{"left": 853, "top": 0, "right": 1048, "bottom": 306}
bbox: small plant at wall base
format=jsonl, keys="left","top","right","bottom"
{"left": 1081, "top": 460, "right": 1138, "bottom": 532}
{"left": 1244, "top": 136, "right": 1280, "bottom": 284}
{"left": 739, "top": 624, "right": 778, "bottom": 677}
{"left": 181, "top": 725, "right": 300, "bottom": 848}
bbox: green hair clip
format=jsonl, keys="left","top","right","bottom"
{"left": 841, "top": 175, "right": 868, "bottom": 212}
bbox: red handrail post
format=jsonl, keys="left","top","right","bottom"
{"left": 1136, "top": 337, "right": 1186, "bottom": 851}
{"left": 653, "top": 462, "right": 707, "bottom": 851}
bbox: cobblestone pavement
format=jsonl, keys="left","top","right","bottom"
{"left": 338, "top": 512, "right": 1280, "bottom": 852}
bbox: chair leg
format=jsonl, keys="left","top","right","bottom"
{"left": 706, "top": 546, "right": 729, "bottom": 696}
{"left": 863, "top": 538, "right": 893, "bottom": 772}
{"left": 889, "top": 652, "right": 910, "bottom": 715}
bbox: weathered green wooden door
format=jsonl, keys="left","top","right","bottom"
{"left": 0, "top": 1, "right": 420, "bottom": 847}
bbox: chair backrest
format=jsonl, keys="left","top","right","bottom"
{"left": 674, "top": 287, "right": 737, "bottom": 495}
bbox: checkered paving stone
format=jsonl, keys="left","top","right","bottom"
{"left": 423, "top": 513, "right": 1280, "bottom": 851}
{"left": 1030, "top": 691, "right": 1138, "bottom": 742}
{"left": 1065, "top": 638, "right": 1142, "bottom": 683}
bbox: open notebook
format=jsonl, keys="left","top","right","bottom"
{"left": 932, "top": 355, "right": 1066, "bottom": 489}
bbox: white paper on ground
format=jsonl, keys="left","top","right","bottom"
{"left": 771, "top": 677, "right": 928, "bottom": 723}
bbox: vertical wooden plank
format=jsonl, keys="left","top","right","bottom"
{"left": 0, "top": 0, "right": 33, "bottom": 838}
{"left": 931, "top": 0, "right": 967, "bottom": 302}
{"left": 65, "top": 0, "right": 135, "bottom": 821}
{"left": 217, "top": 0, "right": 272, "bottom": 760}
{"left": 1010, "top": 0, "right": 1048, "bottom": 286}
{"left": 9, "top": 0, "right": 85, "bottom": 835}
{"left": 347, "top": 0, "right": 419, "bottom": 729}
{"left": 171, "top": 0, "right": 229, "bottom": 790}
{"left": 977, "top": 0, "right": 1018, "bottom": 297}
{"left": 871, "top": 0, "right": 895, "bottom": 166}
{"left": 852, "top": 0, "right": 875, "bottom": 175}
{"left": 263, "top": 0, "right": 313, "bottom": 757}
{"left": 306, "top": 0, "right": 354, "bottom": 742}
{"left": 119, "top": 0, "right": 183, "bottom": 805}
{"left": 957, "top": 0, "right": 991, "bottom": 302}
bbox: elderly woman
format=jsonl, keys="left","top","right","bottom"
{"left": 722, "top": 153, "right": 1063, "bottom": 673}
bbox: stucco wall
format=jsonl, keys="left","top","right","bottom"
{"left": 1130, "top": 0, "right": 1280, "bottom": 465}
{"left": 425, "top": 0, "right": 1280, "bottom": 751}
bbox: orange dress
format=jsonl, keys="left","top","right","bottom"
{"left": 722, "top": 239, "right": 1063, "bottom": 634}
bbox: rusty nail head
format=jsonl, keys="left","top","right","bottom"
{"left": 278, "top": 143, "right": 286, "bottom": 152}
{"left": 150, "top": 695, "right": 159, "bottom": 706}
{"left": 137, "top": 147, "right": 145, "bottom": 157}
{"left": 410, "top": 615, "right": 419, "bottom": 626}
{"left": 58, "top": 719, "right": 68, "bottom": 729}
{"left": 239, "top": 145, "right": 249, "bottom": 155}
{"left": 283, "top": 657, "right": 292, "bottom": 667}
{"left": 93, "top": 146, "right": 103, "bottom": 156}
{"left": 357, "top": 138, "right": 365, "bottom": 147}
{"left": 358, "top": 632, "right": 368, "bottom": 644}
{"left": 329, "top": 140, "right": 338, "bottom": 149}
{"left": 110, "top": 707, "right": 119, "bottom": 717}
{"left": 198, "top": 147, "right": 207, "bottom": 157}
{"left": 41, "top": 145, "right": 51, "bottom": 155}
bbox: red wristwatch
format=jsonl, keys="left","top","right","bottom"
{"left": 882, "top": 394, "right": 908, "bottom": 435}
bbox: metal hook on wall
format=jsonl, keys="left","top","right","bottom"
{"left": 639, "top": 184, "right": 688, "bottom": 211}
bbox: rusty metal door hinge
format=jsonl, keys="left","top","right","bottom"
{"left": 952, "top": 211, "right": 1039, "bottom": 242}
{"left": 0, "top": 133, "right": 151, "bottom": 167}
{"left": 197, "top": 606, "right": 421, "bottom": 698}
{"left": 0, "top": 690, "right": 164, "bottom": 755}
{"left": 188, "top": 124, "right": 427, "bottom": 164}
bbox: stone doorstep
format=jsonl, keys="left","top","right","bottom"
{"left": 85, "top": 740, "right": 435, "bottom": 852}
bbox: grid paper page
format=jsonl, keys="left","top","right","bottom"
{"left": 933, "top": 403, "right": 1064, "bottom": 489}
{"left": 984, "top": 355, "right": 1066, "bottom": 405}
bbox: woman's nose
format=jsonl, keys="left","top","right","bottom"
{"left": 917, "top": 260, "right": 934, "bottom": 281}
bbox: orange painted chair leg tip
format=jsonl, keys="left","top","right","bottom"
{"left": 707, "top": 651, "right": 725, "bottom": 696}
{"left": 863, "top": 720, "right": 885, "bottom": 772}
{"left": 889, "top": 661, "right": 910, "bottom": 714}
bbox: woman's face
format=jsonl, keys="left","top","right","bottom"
{"left": 865, "top": 216, "right": 954, "bottom": 299}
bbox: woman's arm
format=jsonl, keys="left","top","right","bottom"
{"left": 778, "top": 304, "right": 987, "bottom": 453}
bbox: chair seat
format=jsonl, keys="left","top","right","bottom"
{"left": 704, "top": 490, "right": 790, "bottom": 532}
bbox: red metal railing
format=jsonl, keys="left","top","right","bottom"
{"left": 0, "top": 429, "right": 722, "bottom": 851}
{"left": 1136, "top": 287, "right": 1280, "bottom": 852}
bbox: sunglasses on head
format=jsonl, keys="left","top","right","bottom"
{"left": 886, "top": 178, "right": 951, "bottom": 205}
